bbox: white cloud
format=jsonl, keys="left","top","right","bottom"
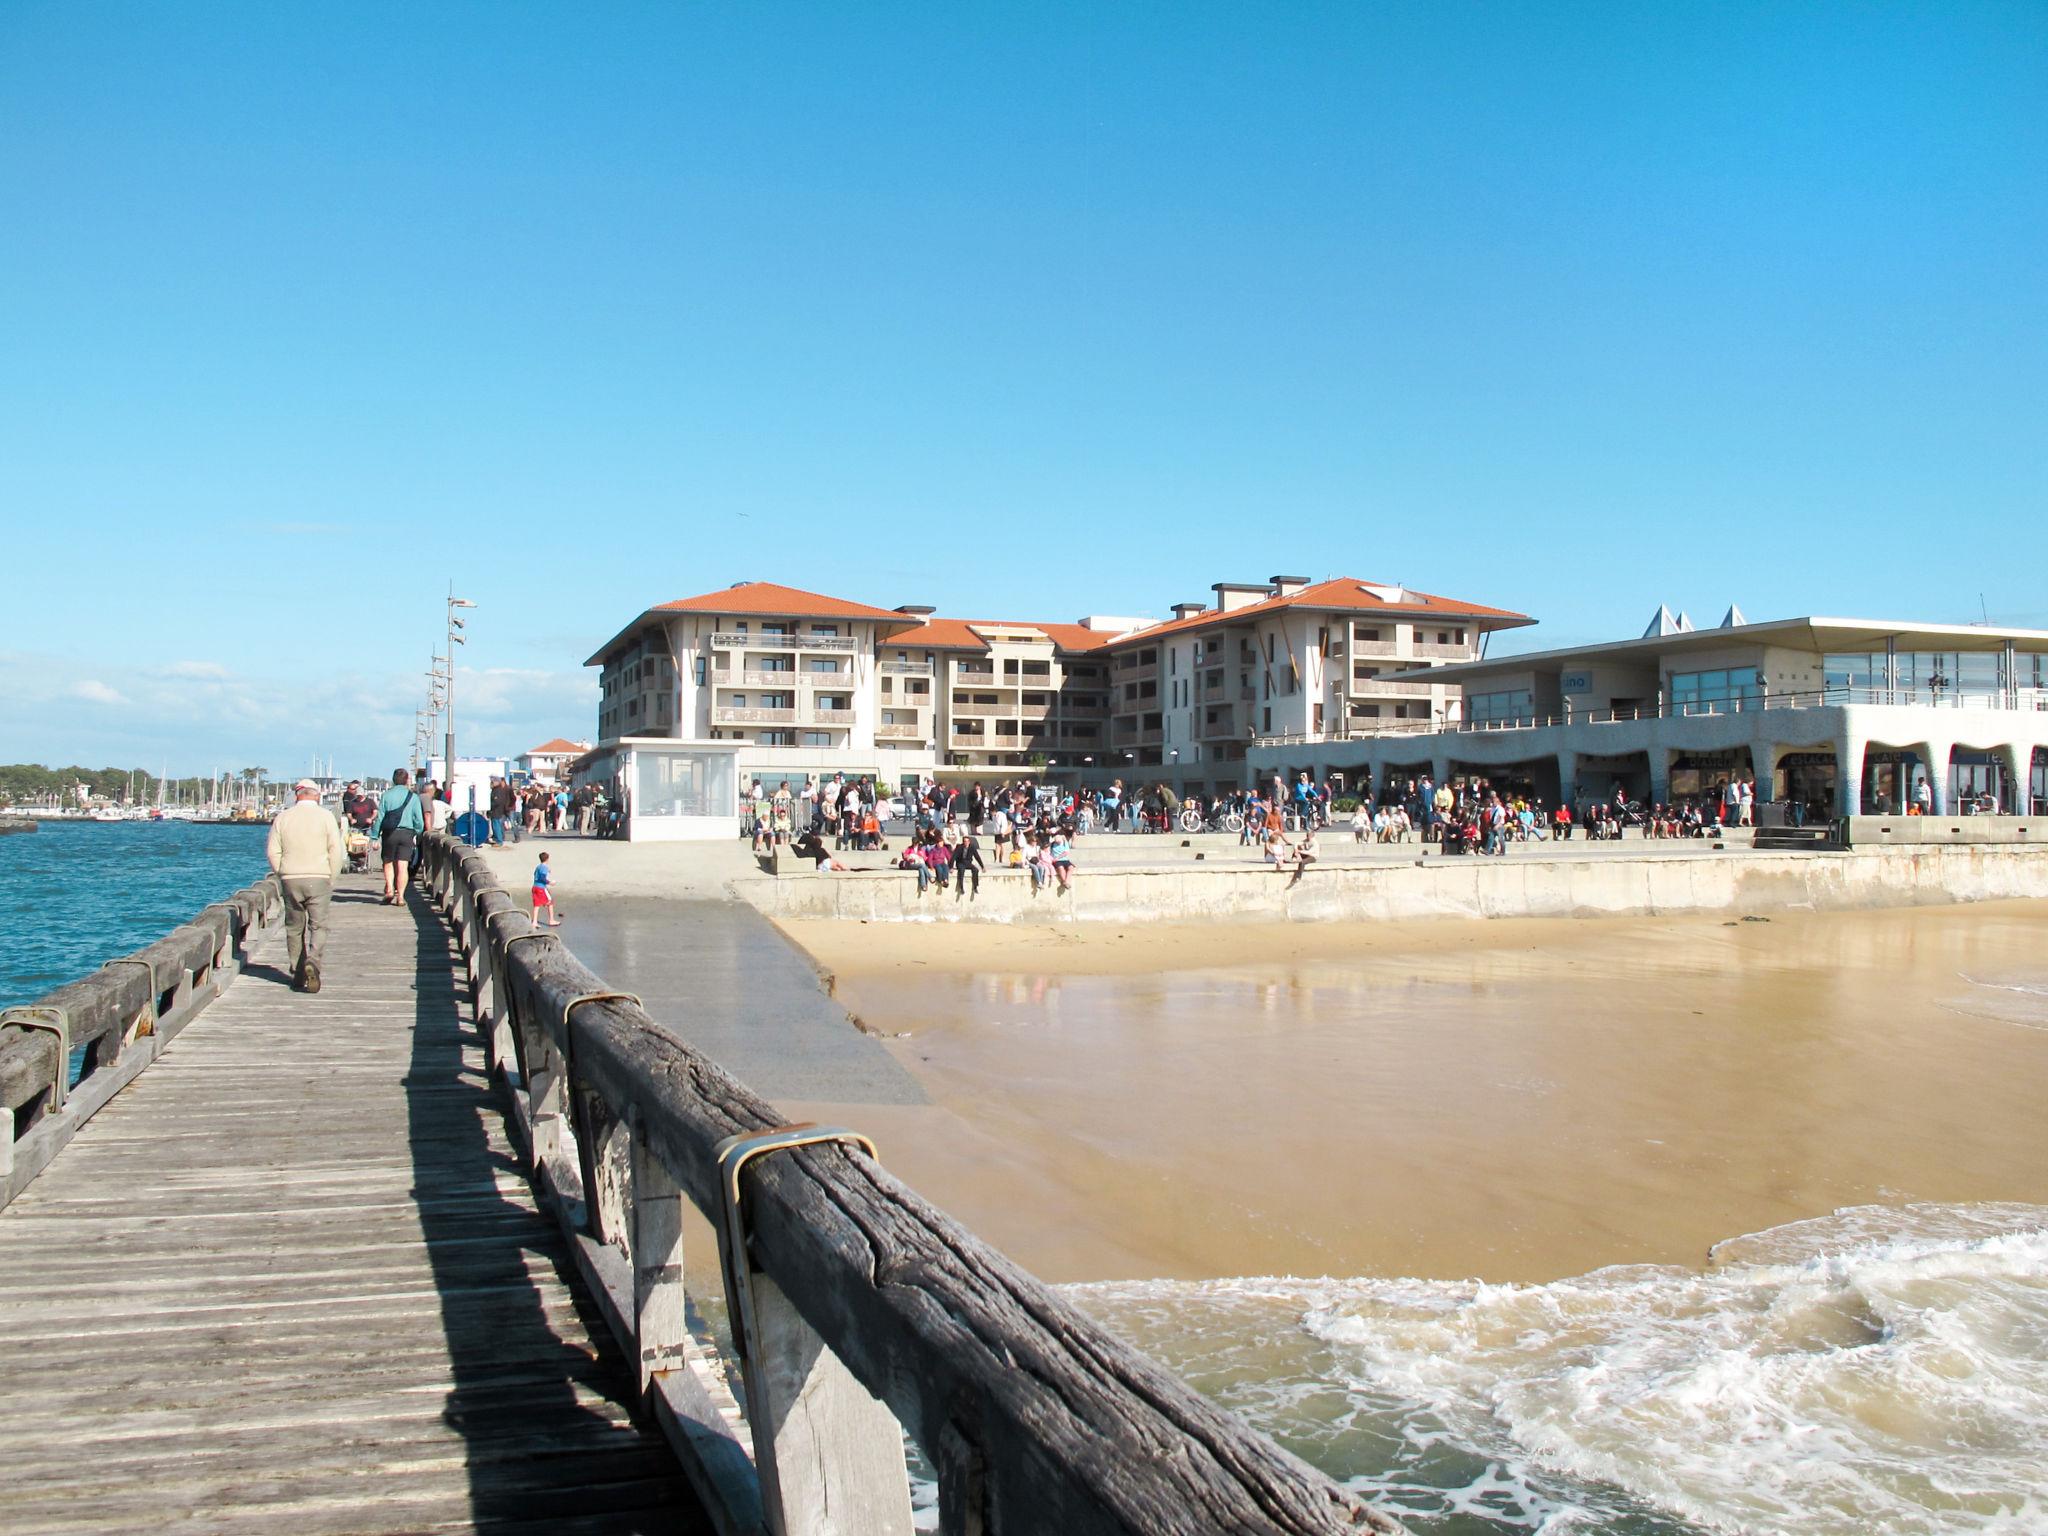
{"left": 2, "top": 651, "right": 598, "bottom": 778}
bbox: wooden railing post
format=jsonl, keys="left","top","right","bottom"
{"left": 740, "top": 1271, "right": 914, "bottom": 1536}
{"left": 629, "top": 1122, "right": 688, "bottom": 1395}
{"left": 526, "top": 1029, "right": 564, "bottom": 1170}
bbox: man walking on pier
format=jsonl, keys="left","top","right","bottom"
{"left": 267, "top": 779, "right": 344, "bottom": 993}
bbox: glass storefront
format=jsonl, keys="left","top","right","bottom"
{"left": 1949, "top": 751, "right": 2009, "bottom": 814}
{"left": 633, "top": 747, "right": 737, "bottom": 820}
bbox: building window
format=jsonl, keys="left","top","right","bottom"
{"left": 693, "top": 657, "right": 706, "bottom": 685}
{"left": 1466, "top": 689, "right": 1535, "bottom": 725}
{"left": 802, "top": 732, "right": 832, "bottom": 747}
{"left": 1669, "top": 668, "right": 1763, "bottom": 713}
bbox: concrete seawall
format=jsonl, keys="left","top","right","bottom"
{"left": 742, "top": 845, "right": 2048, "bottom": 925}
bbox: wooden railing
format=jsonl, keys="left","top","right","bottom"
{"left": 1, "top": 875, "right": 280, "bottom": 1209}
{"left": 417, "top": 830, "right": 1403, "bottom": 1536}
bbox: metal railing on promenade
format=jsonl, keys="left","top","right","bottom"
{"left": 1257, "top": 685, "right": 2048, "bottom": 748}
{"left": 0, "top": 876, "right": 281, "bottom": 1209}
{"left": 418, "top": 831, "right": 1403, "bottom": 1536}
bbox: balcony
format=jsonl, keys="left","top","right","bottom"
{"left": 715, "top": 668, "right": 841, "bottom": 688}
{"left": 1195, "top": 707, "right": 1240, "bottom": 741}
{"left": 811, "top": 706, "right": 855, "bottom": 725}
{"left": 712, "top": 707, "right": 797, "bottom": 725}
{"left": 880, "top": 661, "right": 933, "bottom": 676}
{"left": 1348, "top": 638, "right": 1401, "bottom": 658}
{"left": 1410, "top": 641, "right": 1474, "bottom": 660}
{"left": 1349, "top": 675, "right": 1435, "bottom": 697}
{"left": 709, "top": 632, "right": 857, "bottom": 653}
{"left": 877, "top": 721, "right": 925, "bottom": 740}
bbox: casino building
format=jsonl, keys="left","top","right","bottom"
{"left": 1249, "top": 610, "right": 2048, "bottom": 820}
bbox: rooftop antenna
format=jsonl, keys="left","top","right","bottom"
{"left": 1980, "top": 593, "right": 1991, "bottom": 625}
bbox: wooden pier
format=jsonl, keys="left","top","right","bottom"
{"left": 0, "top": 880, "right": 700, "bottom": 1534}
{"left": 0, "top": 837, "right": 1405, "bottom": 1536}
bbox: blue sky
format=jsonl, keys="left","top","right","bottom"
{"left": 3, "top": 3, "right": 2043, "bottom": 775}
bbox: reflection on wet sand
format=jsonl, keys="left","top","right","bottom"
{"left": 780, "top": 901, "right": 2048, "bottom": 1284}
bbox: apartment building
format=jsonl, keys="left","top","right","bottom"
{"left": 880, "top": 614, "right": 1145, "bottom": 769}
{"left": 587, "top": 581, "right": 924, "bottom": 781}
{"left": 1094, "top": 577, "right": 1534, "bottom": 791}
{"left": 581, "top": 575, "right": 1528, "bottom": 835}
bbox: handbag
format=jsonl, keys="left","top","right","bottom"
{"left": 379, "top": 789, "right": 417, "bottom": 838}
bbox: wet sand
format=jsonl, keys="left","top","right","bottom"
{"left": 776, "top": 901, "right": 2048, "bottom": 1284}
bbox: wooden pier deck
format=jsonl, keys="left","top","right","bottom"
{"left": 0, "top": 878, "right": 705, "bottom": 1535}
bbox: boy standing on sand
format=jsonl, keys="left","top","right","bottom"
{"left": 531, "top": 852, "right": 561, "bottom": 928}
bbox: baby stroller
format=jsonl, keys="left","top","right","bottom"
{"left": 345, "top": 829, "right": 372, "bottom": 874}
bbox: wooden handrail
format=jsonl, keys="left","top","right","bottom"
{"left": 1, "top": 876, "right": 280, "bottom": 1207}
{"left": 418, "top": 831, "right": 1405, "bottom": 1536}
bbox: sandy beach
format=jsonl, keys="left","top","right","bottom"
{"left": 776, "top": 900, "right": 2048, "bottom": 1284}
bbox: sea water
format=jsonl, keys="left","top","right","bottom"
{"left": 1072, "top": 1199, "right": 2048, "bottom": 1534}
{"left": 0, "top": 819, "right": 270, "bottom": 1002}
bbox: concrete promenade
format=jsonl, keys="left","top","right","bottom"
{"left": 473, "top": 825, "right": 2048, "bottom": 927}
{"left": 0, "top": 875, "right": 704, "bottom": 1535}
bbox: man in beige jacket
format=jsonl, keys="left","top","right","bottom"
{"left": 267, "top": 779, "right": 345, "bottom": 993}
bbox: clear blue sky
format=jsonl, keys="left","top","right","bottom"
{"left": 3, "top": 3, "right": 2042, "bottom": 776}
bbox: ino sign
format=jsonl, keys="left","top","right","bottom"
{"left": 1561, "top": 671, "right": 1592, "bottom": 693}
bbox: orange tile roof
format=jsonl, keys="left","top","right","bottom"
{"left": 1100, "top": 578, "right": 1531, "bottom": 649}
{"left": 526, "top": 738, "right": 587, "bottom": 756}
{"left": 884, "top": 617, "right": 1132, "bottom": 654}
{"left": 652, "top": 581, "right": 912, "bottom": 623}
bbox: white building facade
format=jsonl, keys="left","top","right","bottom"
{"left": 1248, "top": 614, "right": 2048, "bottom": 819}
{"left": 582, "top": 576, "right": 1529, "bottom": 833}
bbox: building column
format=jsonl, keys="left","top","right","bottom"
{"left": 1912, "top": 738, "right": 1954, "bottom": 815}
{"left": 1751, "top": 740, "right": 1780, "bottom": 805}
{"left": 1836, "top": 731, "right": 1867, "bottom": 817}
{"left": 1556, "top": 747, "right": 1579, "bottom": 811}
{"left": 1648, "top": 748, "right": 1673, "bottom": 808}
{"left": 1430, "top": 753, "right": 1451, "bottom": 788}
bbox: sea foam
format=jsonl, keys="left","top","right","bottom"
{"left": 1072, "top": 1202, "right": 2048, "bottom": 1535}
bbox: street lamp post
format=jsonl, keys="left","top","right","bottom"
{"left": 445, "top": 587, "right": 476, "bottom": 804}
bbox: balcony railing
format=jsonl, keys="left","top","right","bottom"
{"left": 811, "top": 706, "right": 855, "bottom": 724}
{"left": 1348, "top": 677, "right": 1435, "bottom": 697}
{"left": 709, "top": 632, "right": 857, "bottom": 653}
{"left": 1195, "top": 707, "right": 1240, "bottom": 741}
{"left": 876, "top": 722, "right": 925, "bottom": 740}
{"left": 880, "top": 661, "right": 933, "bottom": 675}
{"left": 712, "top": 707, "right": 797, "bottom": 724}
{"left": 715, "top": 668, "right": 848, "bottom": 688}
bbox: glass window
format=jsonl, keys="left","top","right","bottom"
{"left": 1670, "top": 668, "right": 1763, "bottom": 711}
{"left": 633, "top": 748, "right": 735, "bottom": 819}
{"left": 1466, "top": 689, "right": 1534, "bottom": 725}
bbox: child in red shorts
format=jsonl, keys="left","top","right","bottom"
{"left": 531, "top": 852, "right": 560, "bottom": 928}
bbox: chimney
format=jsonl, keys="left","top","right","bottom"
{"left": 1170, "top": 602, "right": 1208, "bottom": 621}
{"left": 1269, "top": 575, "right": 1311, "bottom": 598}
{"left": 1213, "top": 582, "right": 1270, "bottom": 613}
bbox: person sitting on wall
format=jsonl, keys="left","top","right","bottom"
{"left": 791, "top": 828, "right": 847, "bottom": 872}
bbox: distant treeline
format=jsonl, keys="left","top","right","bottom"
{"left": 0, "top": 763, "right": 273, "bottom": 804}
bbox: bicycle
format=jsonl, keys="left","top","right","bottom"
{"left": 1178, "top": 806, "right": 1245, "bottom": 834}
